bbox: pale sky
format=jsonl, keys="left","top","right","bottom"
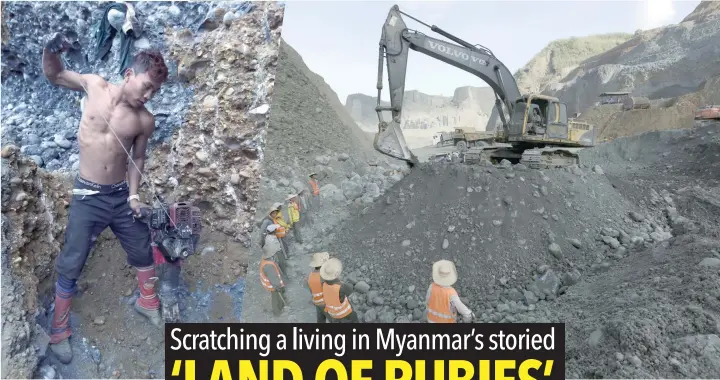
{"left": 280, "top": 0, "right": 700, "bottom": 103}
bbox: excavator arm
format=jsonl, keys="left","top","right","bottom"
{"left": 375, "top": 5, "right": 522, "bottom": 164}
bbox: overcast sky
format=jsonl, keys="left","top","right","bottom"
{"left": 280, "top": 0, "right": 700, "bottom": 103}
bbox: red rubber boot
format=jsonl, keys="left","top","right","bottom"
{"left": 134, "top": 265, "right": 162, "bottom": 327}
{"left": 49, "top": 288, "right": 73, "bottom": 364}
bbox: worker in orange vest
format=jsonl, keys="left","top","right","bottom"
{"left": 320, "top": 258, "right": 358, "bottom": 323}
{"left": 306, "top": 252, "right": 330, "bottom": 323}
{"left": 286, "top": 193, "right": 303, "bottom": 244}
{"left": 260, "top": 245, "right": 286, "bottom": 316}
{"left": 309, "top": 173, "right": 320, "bottom": 210}
{"left": 269, "top": 203, "right": 290, "bottom": 256}
{"left": 425, "top": 260, "right": 475, "bottom": 323}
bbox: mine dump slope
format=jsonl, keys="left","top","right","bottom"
{"left": 240, "top": 41, "right": 409, "bottom": 323}
{"left": 1, "top": 2, "right": 284, "bottom": 379}
{"left": 549, "top": 1, "right": 720, "bottom": 114}
{"left": 324, "top": 122, "right": 720, "bottom": 377}
{"left": 580, "top": 74, "right": 720, "bottom": 141}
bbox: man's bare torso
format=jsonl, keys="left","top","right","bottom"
{"left": 78, "top": 78, "right": 149, "bottom": 185}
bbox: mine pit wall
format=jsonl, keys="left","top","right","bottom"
{"left": 0, "top": 2, "right": 284, "bottom": 378}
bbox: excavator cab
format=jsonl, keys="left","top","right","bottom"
{"left": 508, "top": 95, "right": 570, "bottom": 141}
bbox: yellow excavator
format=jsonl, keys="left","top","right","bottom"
{"left": 373, "top": 5, "right": 596, "bottom": 168}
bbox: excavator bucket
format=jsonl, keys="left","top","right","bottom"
{"left": 374, "top": 120, "right": 418, "bottom": 165}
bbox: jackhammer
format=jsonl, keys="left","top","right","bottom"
{"left": 136, "top": 200, "right": 202, "bottom": 323}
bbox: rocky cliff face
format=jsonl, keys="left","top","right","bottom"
{"left": 514, "top": 33, "right": 633, "bottom": 95}
{"left": 548, "top": 1, "right": 720, "bottom": 113}
{"left": 1, "top": 2, "right": 283, "bottom": 378}
{"left": 345, "top": 86, "right": 495, "bottom": 136}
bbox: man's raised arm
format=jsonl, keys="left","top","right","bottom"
{"left": 42, "top": 32, "right": 97, "bottom": 92}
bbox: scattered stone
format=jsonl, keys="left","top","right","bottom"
{"left": 354, "top": 281, "right": 370, "bottom": 293}
{"left": 588, "top": 329, "right": 603, "bottom": 347}
{"left": 568, "top": 238, "right": 582, "bottom": 249}
{"left": 548, "top": 243, "right": 562, "bottom": 258}
{"left": 602, "top": 236, "right": 621, "bottom": 249}
{"left": 629, "top": 211, "right": 645, "bottom": 222}
{"left": 442, "top": 239, "right": 449, "bottom": 249}
{"left": 195, "top": 151, "right": 209, "bottom": 162}
{"left": 592, "top": 165, "right": 604, "bottom": 175}
{"left": 94, "top": 317, "right": 105, "bottom": 325}
{"left": 699, "top": 258, "right": 720, "bottom": 267}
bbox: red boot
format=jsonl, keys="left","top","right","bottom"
{"left": 134, "top": 266, "right": 162, "bottom": 327}
{"left": 49, "top": 288, "right": 73, "bottom": 364}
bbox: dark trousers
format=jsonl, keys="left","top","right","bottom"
{"left": 271, "top": 288, "right": 285, "bottom": 316}
{"left": 292, "top": 221, "right": 303, "bottom": 243}
{"left": 279, "top": 237, "right": 289, "bottom": 256}
{"left": 330, "top": 311, "right": 359, "bottom": 323}
{"left": 56, "top": 176, "right": 153, "bottom": 280}
{"left": 315, "top": 304, "right": 329, "bottom": 323}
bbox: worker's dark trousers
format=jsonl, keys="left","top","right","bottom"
{"left": 276, "top": 252, "right": 287, "bottom": 275}
{"left": 279, "top": 237, "right": 289, "bottom": 257}
{"left": 315, "top": 304, "right": 329, "bottom": 323}
{"left": 330, "top": 311, "right": 359, "bottom": 323}
{"left": 271, "top": 288, "right": 285, "bottom": 316}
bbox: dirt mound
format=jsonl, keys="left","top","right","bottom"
{"left": 326, "top": 160, "right": 672, "bottom": 318}
{"left": 320, "top": 123, "right": 720, "bottom": 377}
{"left": 1, "top": 149, "right": 70, "bottom": 378}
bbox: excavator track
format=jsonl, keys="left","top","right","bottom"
{"left": 519, "top": 147, "right": 583, "bottom": 169}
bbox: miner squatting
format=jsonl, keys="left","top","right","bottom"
{"left": 168, "top": 327, "right": 556, "bottom": 357}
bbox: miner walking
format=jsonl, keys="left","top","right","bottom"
{"left": 425, "top": 260, "right": 475, "bottom": 323}
{"left": 320, "top": 258, "right": 359, "bottom": 323}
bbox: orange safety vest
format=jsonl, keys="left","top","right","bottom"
{"left": 309, "top": 179, "right": 320, "bottom": 196}
{"left": 259, "top": 259, "right": 284, "bottom": 292}
{"left": 307, "top": 271, "right": 324, "bottom": 305}
{"left": 322, "top": 283, "right": 352, "bottom": 319}
{"left": 271, "top": 216, "right": 287, "bottom": 238}
{"left": 426, "top": 283, "right": 458, "bottom": 323}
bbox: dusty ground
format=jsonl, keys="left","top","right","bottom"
{"left": 33, "top": 229, "right": 248, "bottom": 379}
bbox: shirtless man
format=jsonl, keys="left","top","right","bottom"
{"left": 42, "top": 32, "right": 168, "bottom": 364}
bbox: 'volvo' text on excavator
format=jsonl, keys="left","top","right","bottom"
{"left": 373, "top": 5, "right": 596, "bottom": 168}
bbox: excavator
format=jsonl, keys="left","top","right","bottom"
{"left": 373, "top": 5, "right": 596, "bottom": 168}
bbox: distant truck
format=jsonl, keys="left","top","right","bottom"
{"left": 695, "top": 105, "right": 720, "bottom": 120}
{"left": 433, "top": 128, "right": 495, "bottom": 150}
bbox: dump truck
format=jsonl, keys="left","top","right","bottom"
{"left": 433, "top": 128, "right": 494, "bottom": 150}
{"left": 694, "top": 105, "right": 720, "bottom": 120}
